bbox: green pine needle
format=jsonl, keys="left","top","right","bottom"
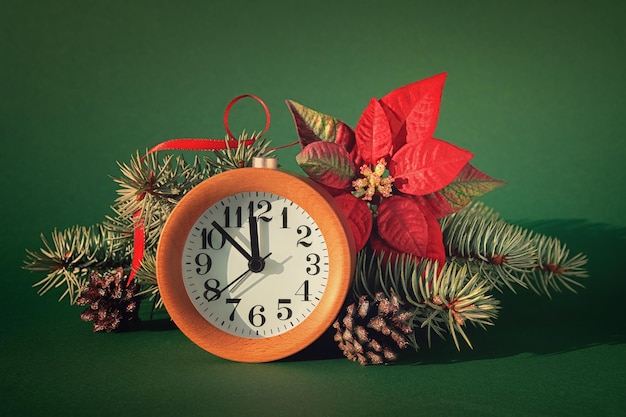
{"left": 132, "top": 251, "right": 164, "bottom": 310}
{"left": 205, "top": 131, "right": 275, "bottom": 172}
{"left": 441, "top": 202, "right": 537, "bottom": 292}
{"left": 353, "top": 249, "right": 500, "bottom": 351}
{"left": 526, "top": 234, "right": 588, "bottom": 298}
{"left": 105, "top": 151, "right": 210, "bottom": 250}
{"left": 440, "top": 201, "right": 588, "bottom": 298}
{"left": 24, "top": 225, "right": 128, "bottom": 304}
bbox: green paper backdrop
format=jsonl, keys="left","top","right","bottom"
{"left": 2, "top": 1, "right": 624, "bottom": 416}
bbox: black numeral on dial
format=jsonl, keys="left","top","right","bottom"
{"left": 223, "top": 200, "right": 273, "bottom": 228}
{"left": 305, "top": 253, "right": 321, "bottom": 275}
{"left": 277, "top": 299, "right": 292, "bottom": 320}
{"left": 203, "top": 278, "right": 220, "bottom": 302}
{"left": 195, "top": 253, "right": 212, "bottom": 275}
{"left": 296, "top": 225, "right": 312, "bottom": 247}
{"left": 200, "top": 228, "right": 225, "bottom": 250}
{"left": 248, "top": 304, "right": 266, "bottom": 327}
{"left": 295, "top": 280, "right": 311, "bottom": 302}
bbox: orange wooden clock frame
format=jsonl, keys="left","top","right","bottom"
{"left": 156, "top": 167, "right": 356, "bottom": 362}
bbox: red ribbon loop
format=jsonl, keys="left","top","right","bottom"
{"left": 224, "top": 94, "right": 271, "bottom": 141}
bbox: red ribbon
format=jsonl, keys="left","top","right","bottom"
{"left": 126, "top": 95, "right": 270, "bottom": 286}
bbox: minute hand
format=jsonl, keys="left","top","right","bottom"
{"left": 205, "top": 252, "right": 273, "bottom": 302}
{"left": 210, "top": 221, "right": 252, "bottom": 260}
{"left": 249, "top": 216, "right": 260, "bottom": 259}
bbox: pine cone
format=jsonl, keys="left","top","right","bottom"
{"left": 333, "top": 292, "right": 414, "bottom": 365}
{"left": 76, "top": 267, "right": 140, "bottom": 332}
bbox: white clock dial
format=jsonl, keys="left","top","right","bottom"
{"left": 181, "top": 191, "right": 328, "bottom": 338}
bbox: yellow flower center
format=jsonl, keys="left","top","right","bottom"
{"left": 352, "top": 158, "right": 394, "bottom": 201}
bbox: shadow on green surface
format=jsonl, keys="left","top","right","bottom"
{"left": 134, "top": 317, "right": 178, "bottom": 331}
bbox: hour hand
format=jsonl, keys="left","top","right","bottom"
{"left": 210, "top": 221, "right": 251, "bottom": 260}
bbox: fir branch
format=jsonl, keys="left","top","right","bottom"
{"left": 353, "top": 249, "right": 500, "bottom": 351}
{"left": 440, "top": 202, "right": 588, "bottom": 298}
{"left": 526, "top": 234, "right": 588, "bottom": 298}
{"left": 440, "top": 202, "right": 537, "bottom": 292}
{"left": 105, "top": 152, "right": 210, "bottom": 249}
{"left": 416, "top": 260, "right": 500, "bottom": 350}
{"left": 104, "top": 198, "right": 174, "bottom": 252}
{"left": 24, "top": 133, "right": 278, "bottom": 307}
{"left": 23, "top": 225, "right": 128, "bottom": 304}
{"left": 205, "top": 131, "right": 276, "bottom": 172}
{"left": 132, "top": 251, "right": 164, "bottom": 311}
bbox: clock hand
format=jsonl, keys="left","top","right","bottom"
{"left": 206, "top": 253, "right": 272, "bottom": 302}
{"left": 211, "top": 220, "right": 252, "bottom": 261}
{"left": 205, "top": 268, "right": 250, "bottom": 302}
{"left": 241, "top": 215, "right": 266, "bottom": 273}
{"left": 249, "top": 216, "right": 260, "bottom": 259}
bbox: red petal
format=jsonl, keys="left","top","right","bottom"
{"left": 377, "top": 196, "right": 445, "bottom": 263}
{"left": 380, "top": 73, "right": 447, "bottom": 144}
{"left": 377, "top": 196, "right": 429, "bottom": 257}
{"left": 378, "top": 100, "right": 405, "bottom": 154}
{"left": 404, "top": 75, "right": 446, "bottom": 143}
{"left": 419, "top": 202, "right": 446, "bottom": 264}
{"left": 389, "top": 139, "right": 473, "bottom": 195}
{"left": 333, "top": 193, "right": 372, "bottom": 251}
{"left": 355, "top": 98, "right": 393, "bottom": 165}
{"left": 369, "top": 229, "right": 405, "bottom": 264}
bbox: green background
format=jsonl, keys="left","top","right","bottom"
{"left": 2, "top": 1, "right": 625, "bottom": 416}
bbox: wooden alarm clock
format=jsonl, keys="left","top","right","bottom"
{"left": 156, "top": 157, "right": 356, "bottom": 362}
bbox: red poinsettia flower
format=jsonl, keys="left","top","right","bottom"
{"left": 286, "top": 73, "right": 505, "bottom": 264}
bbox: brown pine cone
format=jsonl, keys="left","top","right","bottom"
{"left": 333, "top": 292, "right": 414, "bottom": 365}
{"left": 76, "top": 267, "right": 140, "bottom": 332}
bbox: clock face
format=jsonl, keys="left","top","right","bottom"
{"left": 181, "top": 191, "right": 328, "bottom": 339}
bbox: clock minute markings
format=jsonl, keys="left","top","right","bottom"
{"left": 183, "top": 253, "right": 194, "bottom": 275}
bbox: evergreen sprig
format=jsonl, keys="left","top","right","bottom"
{"left": 440, "top": 202, "right": 536, "bottom": 292}
{"left": 206, "top": 131, "right": 275, "bottom": 173}
{"left": 132, "top": 251, "right": 163, "bottom": 310}
{"left": 24, "top": 224, "right": 128, "bottom": 304}
{"left": 104, "top": 132, "right": 276, "bottom": 251}
{"left": 353, "top": 249, "right": 500, "bottom": 351}
{"left": 416, "top": 261, "right": 499, "bottom": 350}
{"left": 440, "top": 202, "right": 587, "bottom": 297}
{"left": 526, "top": 234, "right": 588, "bottom": 297}
{"left": 23, "top": 131, "right": 588, "bottom": 353}
{"left": 105, "top": 151, "right": 211, "bottom": 250}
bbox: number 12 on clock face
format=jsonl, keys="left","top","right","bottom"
{"left": 181, "top": 191, "right": 329, "bottom": 339}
